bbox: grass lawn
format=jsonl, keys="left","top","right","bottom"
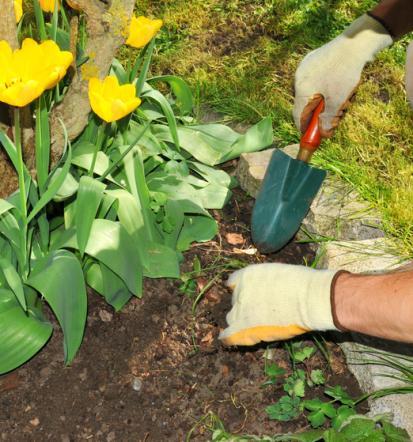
{"left": 132, "top": 0, "right": 413, "bottom": 257}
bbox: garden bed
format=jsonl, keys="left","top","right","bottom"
{"left": 0, "top": 187, "right": 364, "bottom": 441}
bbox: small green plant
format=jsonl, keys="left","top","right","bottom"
{"left": 179, "top": 256, "right": 245, "bottom": 312}
{"left": 263, "top": 342, "right": 361, "bottom": 430}
{"left": 210, "top": 413, "right": 410, "bottom": 442}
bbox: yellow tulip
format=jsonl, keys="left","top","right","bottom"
{"left": 14, "top": 0, "right": 23, "bottom": 23}
{"left": 39, "top": 0, "right": 60, "bottom": 13}
{"left": 126, "top": 16, "right": 163, "bottom": 49}
{"left": 88, "top": 76, "right": 141, "bottom": 123}
{"left": 0, "top": 38, "right": 73, "bottom": 107}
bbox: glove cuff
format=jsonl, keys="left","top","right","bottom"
{"left": 302, "top": 268, "right": 341, "bottom": 331}
{"left": 341, "top": 14, "right": 393, "bottom": 61}
{"left": 330, "top": 270, "right": 351, "bottom": 332}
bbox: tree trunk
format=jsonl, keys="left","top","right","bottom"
{"left": 50, "top": 0, "right": 136, "bottom": 165}
{"left": 0, "top": 0, "right": 136, "bottom": 197}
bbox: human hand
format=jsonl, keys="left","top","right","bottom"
{"left": 219, "top": 263, "right": 342, "bottom": 346}
{"left": 294, "top": 14, "right": 392, "bottom": 138}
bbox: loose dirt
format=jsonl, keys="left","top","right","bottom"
{"left": 0, "top": 187, "right": 363, "bottom": 441}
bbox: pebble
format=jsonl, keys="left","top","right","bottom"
{"left": 132, "top": 378, "right": 143, "bottom": 392}
{"left": 106, "top": 431, "right": 116, "bottom": 442}
{"left": 99, "top": 309, "right": 113, "bottom": 323}
{"left": 30, "top": 417, "right": 40, "bottom": 427}
{"left": 79, "top": 368, "right": 88, "bottom": 382}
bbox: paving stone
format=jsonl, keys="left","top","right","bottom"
{"left": 236, "top": 148, "right": 276, "bottom": 198}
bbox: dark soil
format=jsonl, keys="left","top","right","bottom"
{"left": 0, "top": 187, "right": 364, "bottom": 442}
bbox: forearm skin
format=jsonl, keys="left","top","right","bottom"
{"left": 334, "top": 271, "right": 413, "bottom": 343}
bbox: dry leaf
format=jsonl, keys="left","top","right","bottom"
{"left": 232, "top": 247, "right": 257, "bottom": 255}
{"left": 201, "top": 331, "right": 214, "bottom": 344}
{"left": 226, "top": 232, "right": 244, "bottom": 245}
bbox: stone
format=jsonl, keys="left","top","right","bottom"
{"left": 317, "top": 238, "right": 402, "bottom": 274}
{"left": 318, "top": 239, "right": 413, "bottom": 435}
{"left": 236, "top": 148, "right": 275, "bottom": 198}
{"left": 301, "top": 174, "right": 383, "bottom": 242}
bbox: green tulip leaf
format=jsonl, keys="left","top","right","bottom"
{"left": 72, "top": 141, "right": 113, "bottom": 177}
{"left": 148, "top": 75, "right": 194, "bottom": 115}
{"left": 75, "top": 176, "right": 106, "bottom": 257}
{"left": 0, "top": 288, "right": 52, "bottom": 374}
{"left": 86, "top": 261, "right": 132, "bottom": 311}
{"left": 27, "top": 250, "right": 87, "bottom": 365}
{"left": 28, "top": 143, "right": 72, "bottom": 223}
{"left": 142, "top": 87, "right": 180, "bottom": 149}
{"left": 52, "top": 219, "right": 143, "bottom": 297}
{"left": 177, "top": 215, "right": 218, "bottom": 251}
{"left": 0, "top": 257, "right": 26, "bottom": 310}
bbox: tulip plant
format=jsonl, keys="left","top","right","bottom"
{"left": 0, "top": 1, "right": 273, "bottom": 374}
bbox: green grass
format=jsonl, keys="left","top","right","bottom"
{"left": 132, "top": 0, "right": 413, "bottom": 257}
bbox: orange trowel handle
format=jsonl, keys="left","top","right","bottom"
{"left": 298, "top": 99, "right": 324, "bottom": 163}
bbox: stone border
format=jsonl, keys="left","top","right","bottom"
{"left": 236, "top": 146, "right": 413, "bottom": 436}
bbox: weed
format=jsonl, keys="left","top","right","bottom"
{"left": 179, "top": 255, "right": 245, "bottom": 313}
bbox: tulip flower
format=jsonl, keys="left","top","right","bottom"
{"left": 126, "top": 16, "right": 163, "bottom": 49}
{"left": 0, "top": 38, "right": 73, "bottom": 107}
{"left": 88, "top": 76, "right": 141, "bottom": 123}
{"left": 14, "top": 0, "right": 23, "bottom": 22}
{"left": 39, "top": 0, "right": 59, "bottom": 13}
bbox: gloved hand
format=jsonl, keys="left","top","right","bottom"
{"left": 294, "top": 14, "right": 393, "bottom": 137}
{"left": 219, "top": 263, "right": 344, "bottom": 346}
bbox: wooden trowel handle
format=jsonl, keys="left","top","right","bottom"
{"left": 298, "top": 99, "right": 324, "bottom": 163}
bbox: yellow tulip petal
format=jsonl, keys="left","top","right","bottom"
{"left": 88, "top": 76, "right": 141, "bottom": 122}
{"left": 0, "top": 80, "right": 43, "bottom": 107}
{"left": 14, "top": 0, "right": 23, "bottom": 23}
{"left": 89, "top": 91, "right": 112, "bottom": 123}
{"left": 39, "top": 0, "right": 60, "bottom": 13}
{"left": 110, "top": 99, "right": 128, "bottom": 122}
{"left": 0, "top": 38, "right": 72, "bottom": 106}
{"left": 126, "top": 16, "right": 163, "bottom": 49}
{"left": 102, "top": 76, "right": 121, "bottom": 100}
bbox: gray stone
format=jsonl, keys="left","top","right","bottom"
{"left": 301, "top": 174, "right": 383, "bottom": 242}
{"left": 236, "top": 148, "right": 275, "bottom": 198}
{"left": 317, "top": 238, "right": 402, "bottom": 274}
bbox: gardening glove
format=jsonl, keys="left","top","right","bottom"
{"left": 294, "top": 14, "right": 393, "bottom": 137}
{"left": 219, "top": 263, "right": 343, "bottom": 346}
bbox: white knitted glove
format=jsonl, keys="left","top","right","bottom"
{"left": 294, "top": 14, "right": 393, "bottom": 137}
{"left": 219, "top": 263, "right": 342, "bottom": 346}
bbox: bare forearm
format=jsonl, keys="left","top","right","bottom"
{"left": 370, "top": 0, "right": 413, "bottom": 39}
{"left": 334, "top": 271, "right": 413, "bottom": 343}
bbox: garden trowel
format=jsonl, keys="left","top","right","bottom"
{"left": 251, "top": 100, "right": 326, "bottom": 253}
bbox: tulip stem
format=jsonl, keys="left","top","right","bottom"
{"left": 89, "top": 122, "right": 107, "bottom": 177}
{"left": 98, "top": 122, "right": 150, "bottom": 182}
{"left": 14, "top": 107, "right": 28, "bottom": 277}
